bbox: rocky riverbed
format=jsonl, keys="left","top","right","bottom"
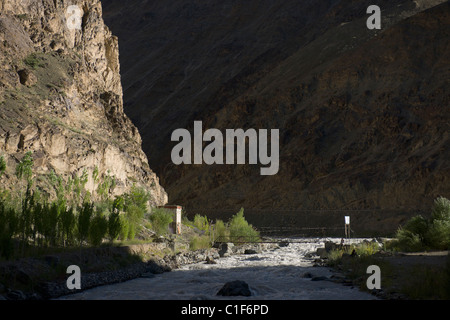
{"left": 57, "top": 238, "right": 378, "bottom": 300}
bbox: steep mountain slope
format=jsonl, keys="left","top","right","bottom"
{"left": 0, "top": 0, "right": 167, "bottom": 205}
{"left": 102, "top": 0, "right": 449, "bottom": 233}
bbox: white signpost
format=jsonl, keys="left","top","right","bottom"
{"left": 345, "top": 216, "right": 350, "bottom": 239}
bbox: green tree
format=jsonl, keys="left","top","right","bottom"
{"left": 89, "top": 212, "right": 108, "bottom": 246}
{"left": 16, "top": 151, "right": 33, "bottom": 184}
{"left": 123, "top": 185, "right": 149, "bottom": 238}
{"left": 97, "top": 170, "right": 116, "bottom": 201}
{"left": 119, "top": 216, "right": 130, "bottom": 241}
{"left": 60, "top": 206, "right": 76, "bottom": 247}
{"left": 193, "top": 214, "right": 209, "bottom": 232}
{"left": 214, "top": 219, "right": 229, "bottom": 242}
{"left": 108, "top": 197, "right": 124, "bottom": 242}
{"left": 229, "top": 208, "right": 260, "bottom": 244}
{"left": 431, "top": 197, "right": 450, "bottom": 222}
{"left": 77, "top": 202, "right": 94, "bottom": 246}
{"left": 0, "top": 156, "right": 6, "bottom": 178}
{"left": 0, "top": 204, "right": 18, "bottom": 259}
{"left": 16, "top": 151, "right": 34, "bottom": 208}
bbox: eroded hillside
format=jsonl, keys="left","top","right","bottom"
{"left": 0, "top": 0, "right": 167, "bottom": 206}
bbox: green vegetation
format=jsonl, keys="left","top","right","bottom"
{"left": 0, "top": 152, "right": 159, "bottom": 260}
{"left": 0, "top": 156, "right": 6, "bottom": 178}
{"left": 189, "top": 235, "right": 212, "bottom": 251}
{"left": 23, "top": 53, "right": 43, "bottom": 70}
{"left": 193, "top": 214, "right": 210, "bottom": 233}
{"left": 326, "top": 240, "right": 450, "bottom": 299}
{"left": 400, "top": 256, "right": 450, "bottom": 300}
{"left": 186, "top": 208, "right": 260, "bottom": 250}
{"left": 149, "top": 208, "right": 173, "bottom": 236}
{"left": 228, "top": 208, "right": 260, "bottom": 243}
{"left": 326, "top": 241, "right": 383, "bottom": 265}
{"left": 324, "top": 198, "right": 450, "bottom": 300}
{"left": 387, "top": 197, "right": 450, "bottom": 252}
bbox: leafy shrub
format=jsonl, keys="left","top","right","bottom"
{"left": 123, "top": 185, "right": 150, "bottom": 238}
{"left": 89, "top": 212, "right": 108, "bottom": 246}
{"left": 119, "top": 216, "right": 130, "bottom": 241}
{"left": 127, "top": 223, "right": 136, "bottom": 240}
{"left": 193, "top": 214, "right": 209, "bottom": 232}
{"left": 77, "top": 202, "right": 94, "bottom": 246}
{"left": 425, "top": 219, "right": 450, "bottom": 250}
{"left": 149, "top": 208, "right": 173, "bottom": 236}
{"left": 228, "top": 208, "right": 260, "bottom": 244}
{"left": 24, "top": 53, "right": 42, "bottom": 69}
{"left": 393, "top": 197, "right": 450, "bottom": 252}
{"left": 214, "top": 219, "right": 229, "bottom": 242}
{"left": 431, "top": 197, "right": 450, "bottom": 222}
{"left": 189, "top": 235, "right": 211, "bottom": 250}
{"left": 395, "top": 228, "right": 425, "bottom": 252}
{"left": 60, "top": 207, "right": 76, "bottom": 246}
{"left": 108, "top": 210, "right": 122, "bottom": 242}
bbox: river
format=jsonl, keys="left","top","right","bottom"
{"left": 58, "top": 238, "right": 377, "bottom": 300}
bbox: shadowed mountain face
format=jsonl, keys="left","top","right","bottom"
{"left": 0, "top": 0, "right": 167, "bottom": 206}
{"left": 102, "top": 0, "right": 449, "bottom": 233}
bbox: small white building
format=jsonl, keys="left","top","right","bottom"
{"left": 159, "top": 205, "right": 182, "bottom": 234}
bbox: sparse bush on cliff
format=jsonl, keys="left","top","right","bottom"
{"left": 0, "top": 156, "right": 6, "bottom": 178}
{"left": 23, "top": 53, "right": 42, "bottom": 69}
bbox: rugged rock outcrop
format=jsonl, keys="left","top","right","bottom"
{"left": 102, "top": 0, "right": 449, "bottom": 233}
{"left": 0, "top": 0, "right": 167, "bottom": 205}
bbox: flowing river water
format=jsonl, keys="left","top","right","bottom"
{"left": 58, "top": 238, "right": 377, "bottom": 300}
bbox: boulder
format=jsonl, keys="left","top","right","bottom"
{"left": 17, "top": 69, "right": 37, "bottom": 86}
{"left": 316, "top": 247, "right": 328, "bottom": 259}
{"left": 217, "top": 280, "right": 252, "bottom": 297}
{"left": 218, "top": 243, "right": 234, "bottom": 257}
{"left": 324, "top": 241, "right": 338, "bottom": 252}
{"left": 205, "top": 256, "right": 217, "bottom": 264}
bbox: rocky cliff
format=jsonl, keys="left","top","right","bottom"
{"left": 0, "top": 0, "right": 167, "bottom": 205}
{"left": 102, "top": 0, "right": 449, "bottom": 233}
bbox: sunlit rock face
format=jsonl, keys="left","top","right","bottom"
{"left": 0, "top": 0, "right": 167, "bottom": 206}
